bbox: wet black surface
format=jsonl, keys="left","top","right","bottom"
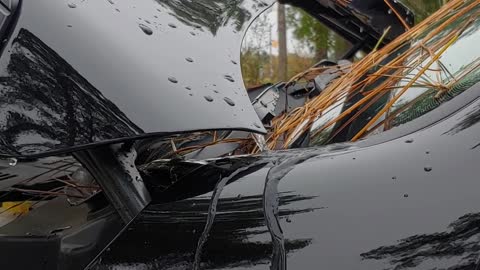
{"left": 0, "top": 28, "right": 143, "bottom": 155}
{"left": 0, "top": 0, "right": 270, "bottom": 157}
{"left": 445, "top": 103, "right": 480, "bottom": 135}
{"left": 92, "top": 192, "right": 318, "bottom": 270}
{"left": 361, "top": 212, "right": 480, "bottom": 270}
{"left": 0, "top": 0, "right": 479, "bottom": 269}
{"left": 93, "top": 89, "right": 480, "bottom": 269}
{"left": 0, "top": 155, "right": 125, "bottom": 270}
{"left": 1, "top": 59, "right": 480, "bottom": 270}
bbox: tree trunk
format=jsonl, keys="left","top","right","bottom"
{"left": 278, "top": 3, "right": 288, "bottom": 81}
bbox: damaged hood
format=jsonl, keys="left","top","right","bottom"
{"left": 0, "top": 0, "right": 271, "bottom": 157}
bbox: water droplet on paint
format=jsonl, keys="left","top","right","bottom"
{"left": 223, "top": 97, "right": 235, "bottom": 106}
{"left": 139, "top": 24, "right": 153, "bottom": 35}
{"left": 204, "top": 95, "right": 214, "bottom": 102}
{"left": 9, "top": 158, "right": 17, "bottom": 166}
{"left": 224, "top": 75, "right": 235, "bottom": 82}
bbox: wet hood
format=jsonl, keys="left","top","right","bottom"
{"left": 96, "top": 81, "right": 480, "bottom": 269}
{"left": 0, "top": 0, "right": 270, "bottom": 157}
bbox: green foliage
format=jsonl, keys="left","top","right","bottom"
{"left": 286, "top": 8, "right": 351, "bottom": 60}
{"left": 240, "top": 0, "right": 448, "bottom": 89}
{"left": 287, "top": 8, "right": 330, "bottom": 60}
{"left": 401, "top": 0, "right": 447, "bottom": 22}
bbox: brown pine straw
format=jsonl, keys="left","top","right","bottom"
{"left": 158, "top": 0, "right": 479, "bottom": 158}
{"left": 261, "top": 0, "right": 480, "bottom": 151}
{"left": 335, "top": 0, "right": 352, "bottom": 7}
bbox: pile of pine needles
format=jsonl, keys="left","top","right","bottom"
{"left": 264, "top": 0, "right": 480, "bottom": 150}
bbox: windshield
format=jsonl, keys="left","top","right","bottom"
{"left": 240, "top": 3, "right": 353, "bottom": 89}
{"left": 274, "top": 0, "right": 480, "bottom": 148}
{"left": 386, "top": 7, "right": 480, "bottom": 129}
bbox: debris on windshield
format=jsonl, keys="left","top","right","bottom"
{"left": 265, "top": 0, "right": 480, "bottom": 150}
{"left": 125, "top": 0, "right": 480, "bottom": 162}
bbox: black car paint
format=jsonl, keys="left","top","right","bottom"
{"left": 0, "top": 0, "right": 270, "bottom": 158}
{"left": 0, "top": 153, "right": 130, "bottom": 270}
{"left": 0, "top": 0, "right": 412, "bottom": 159}
{"left": 0, "top": 0, "right": 478, "bottom": 269}
{"left": 94, "top": 82, "right": 480, "bottom": 270}
{"left": 4, "top": 81, "right": 480, "bottom": 270}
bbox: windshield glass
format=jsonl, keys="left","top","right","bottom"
{"left": 296, "top": 0, "right": 480, "bottom": 147}
{"left": 386, "top": 8, "right": 480, "bottom": 128}
{"left": 240, "top": 3, "right": 352, "bottom": 89}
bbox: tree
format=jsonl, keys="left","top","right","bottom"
{"left": 402, "top": 0, "right": 447, "bottom": 22}
{"left": 241, "top": 11, "right": 273, "bottom": 87}
{"left": 287, "top": 8, "right": 331, "bottom": 62}
{"left": 278, "top": 3, "right": 288, "bottom": 81}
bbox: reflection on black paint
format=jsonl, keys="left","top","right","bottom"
{"left": 156, "top": 0, "right": 267, "bottom": 35}
{"left": 361, "top": 213, "right": 480, "bottom": 270}
{"left": 446, "top": 105, "right": 480, "bottom": 136}
{"left": 0, "top": 29, "right": 143, "bottom": 155}
{"left": 93, "top": 192, "right": 319, "bottom": 269}
{"left": 262, "top": 152, "right": 319, "bottom": 270}
{"left": 0, "top": 156, "right": 125, "bottom": 270}
{"left": 140, "top": 156, "right": 266, "bottom": 203}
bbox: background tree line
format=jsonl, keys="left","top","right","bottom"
{"left": 241, "top": 0, "right": 449, "bottom": 88}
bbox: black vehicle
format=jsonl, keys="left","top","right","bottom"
{"left": 1, "top": 0, "right": 480, "bottom": 269}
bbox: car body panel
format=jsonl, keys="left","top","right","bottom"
{"left": 0, "top": 0, "right": 272, "bottom": 158}
{"left": 0, "top": 155, "right": 127, "bottom": 270}
{"left": 0, "top": 0, "right": 476, "bottom": 269}
{"left": 93, "top": 82, "right": 480, "bottom": 269}
{"left": 0, "top": 0, "right": 414, "bottom": 158}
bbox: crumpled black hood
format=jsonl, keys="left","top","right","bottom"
{"left": 0, "top": 0, "right": 271, "bottom": 157}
